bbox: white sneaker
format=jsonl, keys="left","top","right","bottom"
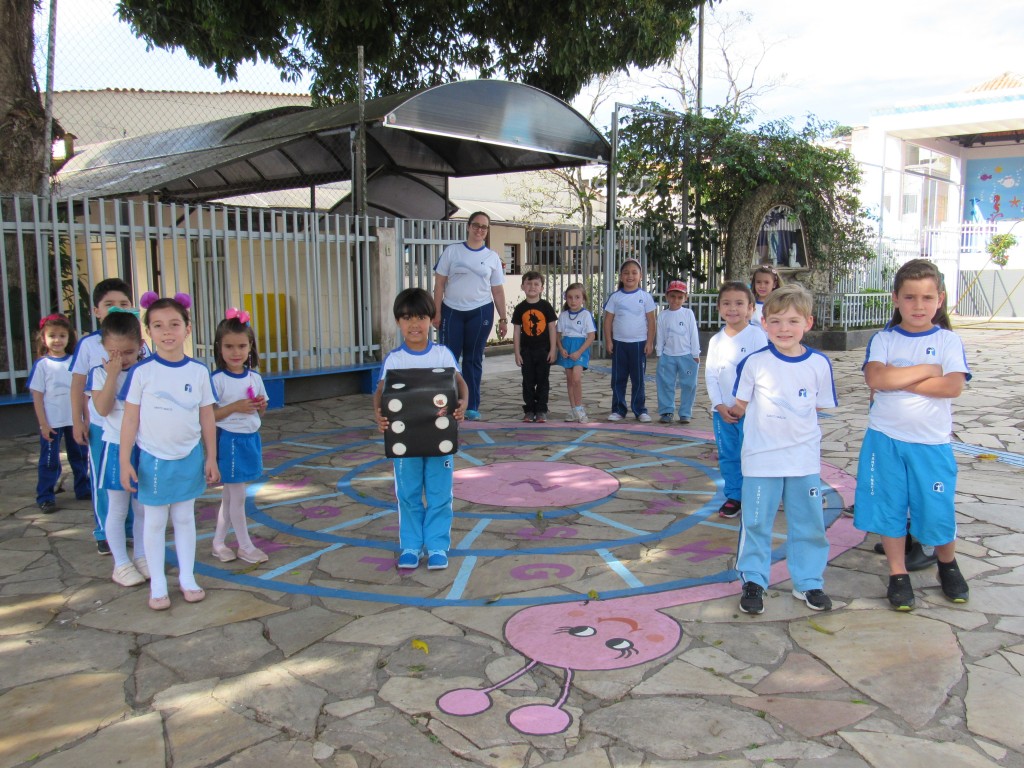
{"left": 576, "top": 406, "right": 589, "bottom": 423}
{"left": 607, "top": 413, "right": 624, "bottom": 421}
{"left": 564, "top": 411, "right": 578, "bottom": 422}
{"left": 112, "top": 562, "right": 146, "bottom": 587}
{"left": 637, "top": 413, "right": 652, "bottom": 423}
{"left": 133, "top": 557, "right": 150, "bottom": 579}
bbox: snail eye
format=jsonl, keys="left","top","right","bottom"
{"left": 567, "top": 626, "right": 596, "bottom": 637}
{"left": 606, "top": 638, "right": 634, "bottom": 651}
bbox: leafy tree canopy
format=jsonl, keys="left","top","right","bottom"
{"left": 116, "top": 0, "right": 703, "bottom": 102}
{"left": 616, "top": 103, "right": 873, "bottom": 282}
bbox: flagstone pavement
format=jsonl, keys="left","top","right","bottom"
{"left": 1, "top": 325, "right": 1023, "bottom": 768}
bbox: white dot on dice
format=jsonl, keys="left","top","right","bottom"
{"left": 438, "top": 440, "right": 453, "bottom": 453}
{"left": 435, "top": 416, "right": 449, "bottom": 430}
{"left": 432, "top": 368, "right": 445, "bottom": 373}
{"left": 392, "top": 421, "right": 405, "bottom": 434}
{"left": 391, "top": 382, "right": 406, "bottom": 389}
{"left": 387, "top": 399, "right": 402, "bottom": 413}
{"left": 433, "top": 394, "right": 448, "bottom": 408}
{"left": 392, "top": 443, "right": 407, "bottom": 456}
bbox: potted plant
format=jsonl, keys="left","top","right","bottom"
{"left": 987, "top": 233, "right": 1017, "bottom": 267}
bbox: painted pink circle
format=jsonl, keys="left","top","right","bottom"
{"left": 452, "top": 461, "right": 619, "bottom": 508}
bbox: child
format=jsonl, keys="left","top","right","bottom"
{"left": 750, "top": 264, "right": 783, "bottom": 325}
{"left": 374, "top": 288, "right": 468, "bottom": 571}
{"left": 604, "top": 259, "right": 656, "bottom": 422}
{"left": 28, "top": 314, "right": 90, "bottom": 512}
{"left": 88, "top": 310, "right": 148, "bottom": 586}
{"left": 120, "top": 292, "right": 219, "bottom": 611}
{"left": 853, "top": 259, "right": 970, "bottom": 611}
{"left": 557, "top": 282, "right": 597, "bottom": 423}
{"left": 655, "top": 280, "right": 701, "bottom": 425}
{"left": 704, "top": 282, "right": 768, "bottom": 519}
{"left": 511, "top": 271, "right": 558, "bottom": 422}
{"left": 70, "top": 277, "right": 139, "bottom": 554}
{"left": 732, "top": 284, "right": 837, "bottom": 615}
{"left": 210, "top": 308, "right": 270, "bottom": 564}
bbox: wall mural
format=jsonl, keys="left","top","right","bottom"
{"left": 964, "top": 157, "right": 1024, "bottom": 222}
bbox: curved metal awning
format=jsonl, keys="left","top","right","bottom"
{"left": 54, "top": 80, "right": 610, "bottom": 218}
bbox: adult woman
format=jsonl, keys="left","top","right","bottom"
{"left": 432, "top": 211, "right": 507, "bottom": 420}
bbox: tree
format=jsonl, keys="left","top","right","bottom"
{"left": 115, "top": 0, "right": 702, "bottom": 102}
{"left": 0, "top": 0, "right": 46, "bottom": 194}
{"left": 616, "top": 104, "right": 873, "bottom": 287}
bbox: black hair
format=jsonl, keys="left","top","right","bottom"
{"left": 617, "top": 258, "right": 643, "bottom": 290}
{"left": 717, "top": 281, "right": 755, "bottom": 307}
{"left": 393, "top": 287, "right": 436, "bottom": 319}
{"left": 35, "top": 314, "right": 77, "bottom": 358}
{"left": 522, "top": 270, "right": 544, "bottom": 284}
{"left": 142, "top": 297, "right": 190, "bottom": 327}
{"left": 214, "top": 317, "right": 260, "bottom": 370}
{"left": 750, "top": 264, "right": 783, "bottom": 293}
{"left": 92, "top": 277, "right": 133, "bottom": 307}
{"left": 100, "top": 310, "right": 144, "bottom": 345}
{"left": 890, "top": 258, "right": 952, "bottom": 331}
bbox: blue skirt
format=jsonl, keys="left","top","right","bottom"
{"left": 558, "top": 336, "right": 591, "bottom": 369}
{"left": 98, "top": 441, "right": 131, "bottom": 491}
{"left": 136, "top": 443, "right": 206, "bottom": 505}
{"left": 217, "top": 428, "right": 263, "bottom": 483}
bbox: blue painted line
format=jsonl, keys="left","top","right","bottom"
{"left": 294, "top": 464, "right": 358, "bottom": 472}
{"left": 476, "top": 430, "right": 496, "bottom": 444}
{"left": 455, "top": 519, "right": 491, "bottom": 549}
{"left": 579, "top": 510, "right": 647, "bottom": 535}
{"left": 446, "top": 555, "right": 477, "bottom": 600}
{"left": 282, "top": 440, "right": 336, "bottom": 450}
{"left": 339, "top": 475, "right": 394, "bottom": 486}
{"left": 262, "top": 492, "right": 342, "bottom": 510}
{"left": 622, "top": 488, "right": 716, "bottom": 495}
{"left": 596, "top": 548, "right": 645, "bottom": 588}
{"left": 654, "top": 441, "right": 706, "bottom": 452}
{"left": 608, "top": 460, "right": 670, "bottom": 472}
{"left": 260, "top": 543, "right": 345, "bottom": 579}
{"left": 456, "top": 450, "right": 486, "bottom": 466}
{"left": 320, "top": 508, "right": 394, "bottom": 533}
{"left": 547, "top": 444, "right": 579, "bottom": 461}
{"left": 952, "top": 442, "right": 1024, "bottom": 467}
{"left": 574, "top": 429, "right": 598, "bottom": 442}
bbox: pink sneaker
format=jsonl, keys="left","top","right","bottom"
{"left": 238, "top": 546, "right": 269, "bottom": 564}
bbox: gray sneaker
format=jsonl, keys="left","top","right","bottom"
{"left": 739, "top": 581, "right": 765, "bottom": 614}
{"left": 793, "top": 588, "right": 832, "bottom": 611}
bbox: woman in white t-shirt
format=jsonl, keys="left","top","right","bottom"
{"left": 431, "top": 211, "right": 507, "bottom": 421}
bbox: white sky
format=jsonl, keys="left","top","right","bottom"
{"left": 41, "top": 0, "right": 1022, "bottom": 128}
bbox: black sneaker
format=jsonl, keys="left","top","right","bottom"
{"left": 659, "top": 413, "right": 673, "bottom": 424}
{"left": 38, "top": 500, "right": 58, "bottom": 514}
{"left": 739, "top": 581, "right": 765, "bottom": 614}
{"left": 793, "top": 588, "right": 832, "bottom": 611}
{"left": 905, "top": 541, "right": 938, "bottom": 572}
{"left": 96, "top": 540, "right": 111, "bottom": 556}
{"left": 938, "top": 560, "right": 969, "bottom": 603}
{"left": 887, "top": 574, "right": 915, "bottom": 611}
{"left": 718, "top": 499, "right": 741, "bottom": 519}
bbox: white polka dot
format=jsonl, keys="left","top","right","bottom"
{"left": 392, "top": 421, "right": 405, "bottom": 434}
{"left": 391, "top": 382, "right": 406, "bottom": 389}
{"left": 387, "top": 399, "right": 402, "bottom": 413}
{"left": 435, "top": 416, "right": 449, "bottom": 430}
{"left": 392, "top": 442, "right": 407, "bottom": 456}
{"left": 432, "top": 368, "right": 445, "bottom": 373}
{"left": 438, "top": 440, "right": 453, "bottom": 453}
{"left": 433, "top": 394, "right": 448, "bottom": 408}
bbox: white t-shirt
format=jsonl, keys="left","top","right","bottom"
{"left": 212, "top": 368, "right": 267, "bottom": 435}
{"left": 434, "top": 242, "right": 504, "bottom": 311}
{"left": 381, "top": 342, "right": 460, "bottom": 376}
{"left": 734, "top": 346, "right": 838, "bottom": 477}
{"left": 656, "top": 307, "right": 700, "bottom": 357}
{"left": 71, "top": 332, "right": 150, "bottom": 428}
{"left": 556, "top": 309, "right": 597, "bottom": 339}
{"left": 27, "top": 355, "right": 73, "bottom": 427}
{"left": 120, "top": 355, "right": 216, "bottom": 460}
{"left": 751, "top": 301, "right": 764, "bottom": 325}
{"left": 704, "top": 324, "right": 768, "bottom": 409}
{"left": 88, "top": 365, "right": 128, "bottom": 444}
{"left": 604, "top": 288, "right": 656, "bottom": 343}
{"left": 864, "top": 326, "right": 971, "bottom": 445}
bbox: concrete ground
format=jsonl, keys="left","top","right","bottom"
{"left": 1, "top": 325, "right": 1023, "bottom": 768}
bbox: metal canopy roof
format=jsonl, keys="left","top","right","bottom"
{"left": 54, "top": 80, "right": 610, "bottom": 218}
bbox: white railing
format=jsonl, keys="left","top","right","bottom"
{"left": 814, "top": 293, "right": 893, "bottom": 331}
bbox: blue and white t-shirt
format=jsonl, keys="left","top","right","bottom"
{"left": 556, "top": 309, "right": 597, "bottom": 339}
{"left": 656, "top": 307, "right": 700, "bottom": 357}
{"left": 704, "top": 324, "right": 768, "bottom": 409}
{"left": 864, "top": 326, "right": 970, "bottom": 445}
{"left": 119, "top": 355, "right": 216, "bottom": 460}
{"left": 27, "top": 355, "right": 73, "bottom": 427}
{"left": 434, "top": 242, "right": 505, "bottom": 311}
{"left": 88, "top": 365, "right": 129, "bottom": 444}
{"left": 604, "top": 288, "right": 656, "bottom": 342}
{"left": 212, "top": 368, "right": 267, "bottom": 435}
{"left": 734, "top": 345, "right": 837, "bottom": 477}
{"left": 381, "top": 342, "right": 461, "bottom": 376}
{"left": 71, "top": 332, "right": 150, "bottom": 427}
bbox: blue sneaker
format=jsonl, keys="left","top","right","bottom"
{"left": 397, "top": 550, "right": 420, "bottom": 569}
{"left": 427, "top": 550, "right": 449, "bottom": 570}
{"left": 465, "top": 409, "right": 481, "bottom": 421}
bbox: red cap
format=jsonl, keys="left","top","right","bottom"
{"left": 666, "top": 280, "right": 689, "bottom": 294}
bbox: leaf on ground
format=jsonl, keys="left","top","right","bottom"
{"left": 977, "top": 453, "right": 998, "bottom": 461}
{"left": 411, "top": 639, "right": 429, "bottom": 654}
{"left": 807, "top": 618, "right": 835, "bottom": 635}
{"left": 587, "top": 589, "right": 600, "bottom": 601}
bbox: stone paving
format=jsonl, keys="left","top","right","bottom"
{"left": 1, "top": 325, "right": 1023, "bottom": 768}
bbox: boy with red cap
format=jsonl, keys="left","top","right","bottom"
{"left": 656, "top": 280, "right": 701, "bottom": 424}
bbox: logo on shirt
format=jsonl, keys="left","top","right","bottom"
{"left": 797, "top": 388, "right": 808, "bottom": 398}
{"left": 808, "top": 487, "right": 819, "bottom": 498}
{"left": 522, "top": 308, "right": 549, "bottom": 337}
{"left": 932, "top": 482, "right": 945, "bottom": 493}
{"left": 740, "top": 347, "right": 747, "bottom": 353}
{"left": 926, "top": 346, "right": 936, "bottom": 356}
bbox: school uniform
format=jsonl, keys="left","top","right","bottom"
{"left": 28, "top": 354, "right": 90, "bottom": 504}
{"left": 211, "top": 368, "right": 267, "bottom": 483}
{"left": 604, "top": 288, "right": 656, "bottom": 417}
{"left": 655, "top": 306, "right": 701, "bottom": 420}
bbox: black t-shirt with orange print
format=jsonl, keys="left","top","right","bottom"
{"left": 512, "top": 299, "right": 558, "bottom": 349}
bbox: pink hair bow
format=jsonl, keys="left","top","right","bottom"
{"left": 140, "top": 291, "right": 192, "bottom": 309}
{"left": 225, "top": 307, "right": 251, "bottom": 324}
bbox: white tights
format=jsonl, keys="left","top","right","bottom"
{"left": 213, "top": 483, "right": 255, "bottom": 550}
{"left": 143, "top": 499, "right": 199, "bottom": 598}
{"left": 106, "top": 490, "right": 144, "bottom": 567}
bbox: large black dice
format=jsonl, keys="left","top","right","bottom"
{"left": 383, "top": 367, "right": 459, "bottom": 458}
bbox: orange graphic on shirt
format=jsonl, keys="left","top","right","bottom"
{"left": 522, "top": 309, "right": 548, "bottom": 337}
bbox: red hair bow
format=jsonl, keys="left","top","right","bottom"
{"left": 38, "top": 313, "right": 67, "bottom": 329}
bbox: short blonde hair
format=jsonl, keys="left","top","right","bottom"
{"left": 762, "top": 283, "right": 813, "bottom": 318}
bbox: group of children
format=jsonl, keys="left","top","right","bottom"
{"left": 29, "top": 279, "right": 271, "bottom": 611}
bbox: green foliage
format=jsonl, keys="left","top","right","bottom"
{"left": 616, "top": 104, "right": 873, "bottom": 279}
{"left": 116, "top": 0, "right": 702, "bottom": 102}
{"left": 986, "top": 233, "right": 1017, "bottom": 267}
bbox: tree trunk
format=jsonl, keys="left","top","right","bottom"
{"left": 0, "top": 0, "right": 45, "bottom": 394}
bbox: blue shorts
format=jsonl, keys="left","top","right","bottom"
{"left": 558, "top": 337, "right": 590, "bottom": 369}
{"left": 98, "top": 441, "right": 126, "bottom": 491}
{"left": 136, "top": 443, "right": 206, "bottom": 505}
{"left": 217, "top": 429, "right": 263, "bottom": 483}
{"left": 854, "top": 428, "right": 957, "bottom": 546}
